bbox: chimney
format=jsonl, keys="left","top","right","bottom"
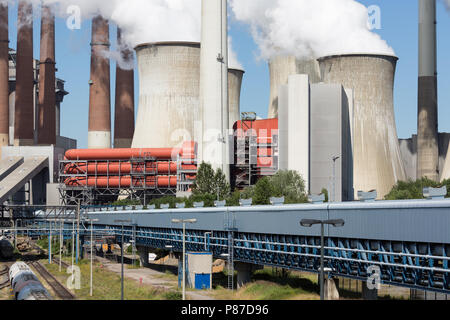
{"left": 417, "top": 0, "right": 439, "bottom": 181}
{"left": 0, "top": 3, "right": 8, "bottom": 147}
{"left": 14, "top": 0, "right": 34, "bottom": 146}
{"left": 114, "top": 28, "right": 134, "bottom": 148}
{"left": 37, "top": 5, "right": 56, "bottom": 145}
{"left": 88, "top": 15, "right": 111, "bottom": 149}
{"left": 199, "top": 0, "right": 230, "bottom": 180}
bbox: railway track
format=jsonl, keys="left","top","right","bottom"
{"left": 52, "top": 258, "right": 69, "bottom": 269}
{"left": 28, "top": 261, "right": 75, "bottom": 300}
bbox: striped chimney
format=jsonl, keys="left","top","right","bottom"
{"left": 114, "top": 28, "right": 134, "bottom": 148}
{"left": 0, "top": 3, "right": 8, "bottom": 147}
{"left": 14, "top": 0, "right": 34, "bottom": 146}
{"left": 88, "top": 15, "right": 111, "bottom": 149}
{"left": 37, "top": 5, "right": 56, "bottom": 145}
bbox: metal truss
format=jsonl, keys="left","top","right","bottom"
{"left": 28, "top": 223, "right": 448, "bottom": 294}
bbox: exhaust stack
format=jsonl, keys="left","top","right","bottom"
{"left": 14, "top": 0, "right": 34, "bottom": 146}
{"left": 0, "top": 3, "right": 8, "bottom": 147}
{"left": 114, "top": 28, "right": 134, "bottom": 148}
{"left": 199, "top": 0, "right": 229, "bottom": 180}
{"left": 417, "top": 0, "right": 439, "bottom": 181}
{"left": 88, "top": 16, "right": 111, "bottom": 149}
{"left": 37, "top": 5, "right": 56, "bottom": 145}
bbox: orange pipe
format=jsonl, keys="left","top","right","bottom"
{"left": 65, "top": 176, "right": 177, "bottom": 188}
{"left": 65, "top": 147, "right": 181, "bottom": 161}
{"left": 64, "top": 162, "right": 195, "bottom": 175}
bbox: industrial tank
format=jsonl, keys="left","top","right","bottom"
{"left": 318, "top": 54, "right": 406, "bottom": 199}
{"left": 268, "top": 56, "right": 320, "bottom": 119}
{"left": 132, "top": 42, "right": 200, "bottom": 149}
{"left": 228, "top": 68, "right": 244, "bottom": 129}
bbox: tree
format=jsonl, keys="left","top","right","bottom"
{"left": 253, "top": 177, "right": 274, "bottom": 205}
{"left": 192, "top": 162, "right": 231, "bottom": 200}
{"left": 321, "top": 188, "right": 329, "bottom": 202}
{"left": 269, "top": 170, "right": 308, "bottom": 204}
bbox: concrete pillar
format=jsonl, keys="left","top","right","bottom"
{"left": 37, "top": 5, "right": 56, "bottom": 145}
{"left": 88, "top": 15, "right": 111, "bottom": 149}
{"left": 113, "top": 28, "right": 134, "bottom": 149}
{"left": 0, "top": 3, "right": 9, "bottom": 148}
{"left": 137, "top": 246, "right": 149, "bottom": 267}
{"left": 235, "top": 262, "right": 263, "bottom": 289}
{"left": 362, "top": 285, "right": 378, "bottom": 300}
{"left": 324, "top": 277, "right": 340, "bottom": 300}
{"left": 14, "top": 0, "right": 34, "bottom": 146}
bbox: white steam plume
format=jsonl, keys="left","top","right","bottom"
{"left": 443, "top": 0, "right": 450, "bottom": 10}
{"left": 36, "top": 0, "right": 242, "bottom": 69}
{"left": 230, "top": 0, "right": 395, "bottom": 60}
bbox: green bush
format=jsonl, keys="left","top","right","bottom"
{"left": 384, "top": 178, "right": 450, "bottom": 200}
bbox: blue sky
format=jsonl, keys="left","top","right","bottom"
{"left": 7, "top": 0, "right": 450, "bottom": 148}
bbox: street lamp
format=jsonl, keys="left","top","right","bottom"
{"left": 114, "top": 219, "right": 132, "bottom": 300}
{"left": 83, "top": 218, "right": 99, "bottom": 297}
{"left": 332, "top": 155, "right": 340, "bottom": 202}
{"left": 171, "top": 218, "right": 197, "bottom": 300}
{"left": 299, "top": 219, "right": 345, "bottom": 300}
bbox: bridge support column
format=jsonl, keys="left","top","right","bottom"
{"left": 362, "top": 284, "right": 378, "bottom": 300}
{"left": 317, "top": 275, "right": 340, "bottom": 300}
{"left": 137, "top": 246, "right": 149, "bottom": 267}
{"left": 235, "top": 262, "right": 263, "bottom": 289}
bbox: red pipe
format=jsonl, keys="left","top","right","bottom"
{"left": 65, "top": 176, "right": 177, "bottom": 188}
{"left": 64, "top": 162, "right": 197, "bottom": 175}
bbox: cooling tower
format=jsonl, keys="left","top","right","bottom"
{"left": 0, "top": 3, "right": 8, "bottom": 147}
{"left": 37, "top": 5, "right": 56, "bottom": 145}
{"left": 268, "top": 56, "right": 320, "bottom": 119}
{"left": 228, "top": 68, "right": 244, "bottom": 129}
{"left": 417, "top": 0, "right": 439, "bottom": 181}
{"left": 114, "top": 28, "right": 135, "bottom": 149}
{"left": 14, "top": 0, "right": 34, "bottom": 146}
{"left": 132, "top": 42, "right": 201, "bottom": 150}
{"left": 88, "top": 16, "right": 111, "bottom": 149}
{"left": 199, "top": 0, "right": 229, "bottom": 180}
{"left": 319, "top": 54, "right": 406, "bottom": 199}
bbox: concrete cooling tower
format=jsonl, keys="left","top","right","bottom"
{"left": 228, "top": 68, "right": 245, "bottom": 129}
{"left": 132, "top": 42, "right": 201, "bottom": 149}
{"left": 319, "top": 54, "right": 406, "bottom": 199}
{"left": 268, "top": 56, "right": 320, "bottom": 118}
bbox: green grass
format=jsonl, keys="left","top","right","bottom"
{"left": 43, "top": 258, "right": 182, "bottom": 300}
{"left": 242, "top": 281, "right": 311, "bottom": 300}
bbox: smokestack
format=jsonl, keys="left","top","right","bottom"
{"left": 0, "top": 3, "right": 8, "bottom": 147}
{"left": 417, "top": 0, "right": 439, "bottom": 181}
{"left": 268, "top": 56, "right": 320, "bottom": 119}
{"left": 37, "top": 5, "right": 56, "bottom": 145}
{"left": 114, "top": 28, "right": 135, "bottom": 149}
{"left": 132, "top": 42, "right": 200, "bottom": 149}
{"left": 228, "top": 68, "right": 244, "bottom": 129}
{"left": 88, "top": 16, "right": 111, "bottom": 149}
{"left": 319, "top": 54, "right": 406, "bottom": 199}
{"left": 199, "top": 0, "right": 230, "bottom": 180}
{"left": 14, "top": 0, "right": 34, "bottom": 146}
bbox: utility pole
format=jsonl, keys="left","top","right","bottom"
{"left": 114, "top": 219, "right": 131, "bottom": 300}
{"left": 59, "top": 219, "right": 62, "bottom": 272}
{"left": 76, "top": 200, "right": 80, "bottom": 263}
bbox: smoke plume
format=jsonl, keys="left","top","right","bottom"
{"left": 443, "top": 0, "right": 450, "bottom": 10}
{"left": 19, "top": 0, "right": 241, "bottom": 69}
{"left": 229, "top": 0, "right": 395, "bottom": 60}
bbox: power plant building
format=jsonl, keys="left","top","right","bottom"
{"left": 278, "top": 74, "right": 353, "bottom": 201}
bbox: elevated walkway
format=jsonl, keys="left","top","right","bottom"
{"left": 0, "top": 157, "right": 24, "bottom": 181}
{"left": 0, "top": 156, "right": 49, "bottom": 204}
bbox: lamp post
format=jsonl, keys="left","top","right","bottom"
{"left": 114, "top": 219, "right": 132, "bottom": 300}
{"left": 59, "top": 219, "right": 63, "bottom": 272}
{"left": 83, "top": 218, "right": 99, "bottom": 296}
{"left": 171, "top": 218, "right": 197, "bottom": 300}
{"left": 300, "top": 219, "right": 345, "bottom": 300}
{"left": 332, "top": 155, "right": 340, "bottom": 202}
